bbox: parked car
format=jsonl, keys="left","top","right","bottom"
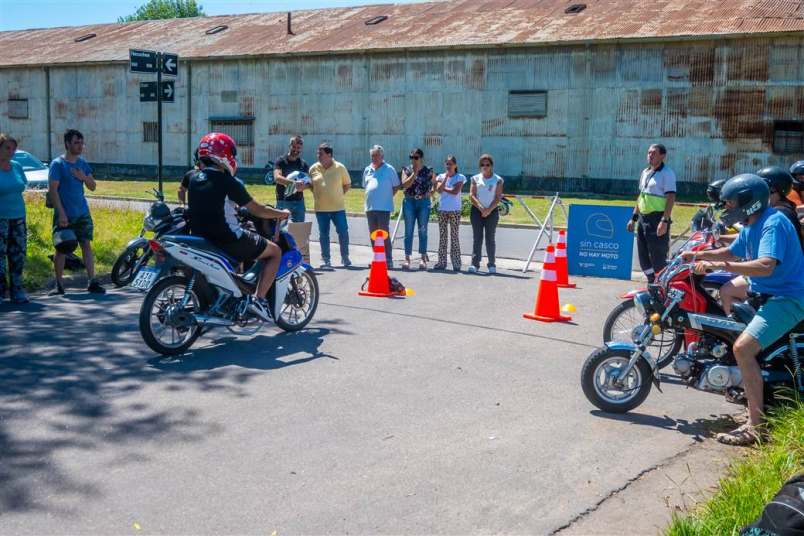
{"left": 12, "top": 150, "right": 49, "bottom": 189}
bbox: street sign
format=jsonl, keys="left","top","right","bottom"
{"left": 567, "top": 204, "right": 635, "bottom": 280}
{"left": 129, "top": 48, "right": 158, "bottom": 73}
{"left": 139, "top": 81, "right": 174, "bottom": 103}
{"left": 161, "top": 53, "right": 179, "bottom": 76}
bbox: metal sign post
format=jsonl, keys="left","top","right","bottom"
{"left": 130, "top": 48, "right": 178, "bottom": 195}
{"left": 521, "top": 192, "right": 569, "bottom": 273}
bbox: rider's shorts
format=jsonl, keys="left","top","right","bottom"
{"left": 219, "top": 229, "right": 269, "bottom": 264}
{"left": 745, "top": 295, "right": 804, "bottom": 349}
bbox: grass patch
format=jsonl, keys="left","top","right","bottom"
{"left": 666, "top": 400, "right": 804, "bottom": 535}
{"left": 88, "top": 179, "right": 702, "bottom": 228}
{"left": 22, "top": 192, "right": 144, "bottom": 291}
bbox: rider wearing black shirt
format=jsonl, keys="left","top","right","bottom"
{"left": 188, "top": 132, "right": 289, "bottom": 320}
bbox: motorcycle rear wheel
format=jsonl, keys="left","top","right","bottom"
{"left": 603, "top": 299, "right": 681, "bottom": 369}
{"left": 111, "top": 243, "right": 150, "bottom": 287}
{"left": 581, "top": 347, "right": 653, "bottom": 413}
{"left": 139, "top": 275, "right": 206, "bottom": 355}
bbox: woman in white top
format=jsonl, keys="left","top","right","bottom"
{"left": 433, "top": 155, "right": 465, "bottom": 271}
{"left": 468, "top": 153, "right": 503, "bottom": 274}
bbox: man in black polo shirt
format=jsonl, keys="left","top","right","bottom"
{"left": 274, "top": 135, "right": 309, "bottom": 223}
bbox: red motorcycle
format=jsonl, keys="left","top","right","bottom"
{"left": 603, "top": 206, "right": 735, "bottom": 369}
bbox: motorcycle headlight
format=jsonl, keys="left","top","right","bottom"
{"left": 633, "top": 291, "right": 651, "bottom": 317}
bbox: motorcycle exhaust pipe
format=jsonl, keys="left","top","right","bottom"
{"left": 194, "top": 315, "right": 234, "bottom": 327}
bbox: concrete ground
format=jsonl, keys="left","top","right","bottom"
{"left": 0, "top": 241, "right": 737, "bottom": 535}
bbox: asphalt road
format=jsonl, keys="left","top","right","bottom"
{"left": 0, "top": 244, "right": 734, "bottom": 535}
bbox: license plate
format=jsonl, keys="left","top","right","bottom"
{"left": 131, "top": 267, "right": 159, "bottom": 291}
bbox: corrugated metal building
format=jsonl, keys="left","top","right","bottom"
{"left": 1, "top": 0, "right": 804, "bottom": 195}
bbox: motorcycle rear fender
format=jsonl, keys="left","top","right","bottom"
{"left": 125, "top": 236, "right": 149, "bottom": 250}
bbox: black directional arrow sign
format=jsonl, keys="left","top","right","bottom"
{"left": 129, "top": 48, "right": 158, "bottom": 73}
{"left": 139, "top": 81, "right": 175, "bottom": 103}
{"left": 161, "top": 53, "right": 179, "bottom": 76}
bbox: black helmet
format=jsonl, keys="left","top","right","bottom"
{"left": 755, "top": 166, "right": 793, "bottom": 197}
{"left": 719, "top": 174, "right": 770, "bottom": 227}
{"left": 53, "top": 227, "right": 78, "bottom": 254}
{"left": 790, "top": 160, "right": 804, "bottom": 188}
{"left": 706, "top": 178, "right": 727, "bottom": 205}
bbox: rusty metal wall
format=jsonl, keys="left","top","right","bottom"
{"left": 2, "top": 36, "right": 803, "bottom": 187}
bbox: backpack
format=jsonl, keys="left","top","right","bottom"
{"left": 741, "top": 474, "right": 804, "bottom": 536}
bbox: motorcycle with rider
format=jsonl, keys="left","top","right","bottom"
{"left": 135, "top": 133, "right": 319, "bottom": 355}
{"left": 582, "top": 173, "right": 804, "bottom": 446}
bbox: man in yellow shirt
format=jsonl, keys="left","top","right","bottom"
{"left": 303, "top": 143, "right": 352, "bottom": 268}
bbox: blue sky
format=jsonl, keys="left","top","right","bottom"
{"left": 1, "top": 0, "right": 432, "bottom": 31}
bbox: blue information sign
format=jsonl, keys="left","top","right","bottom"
{"left": 566, "top": 205, "right": 634, "bottom": 280}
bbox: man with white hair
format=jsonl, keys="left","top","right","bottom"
{"left": 362, "top": 145, "right": 400, "bottom": 267}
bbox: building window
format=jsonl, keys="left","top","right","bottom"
{"left": 508, "top": 91, "right": 547, "bottom": 118}
{"left": 210, "top": 117, "right": 255, "bottom": 165}
{"left": 8, "top": 98, "right": 28, "bottom": 119}
{"left": 773, "top": 121, "right": 804, "bottom": 155}
{"left": 143, "top": 121, "right": 158, "bottom": 143}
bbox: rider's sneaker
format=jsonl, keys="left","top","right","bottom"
{"left": 248, "top": 297, "right": 273, "bottom": 322}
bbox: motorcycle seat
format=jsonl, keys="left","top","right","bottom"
{"left": 161, "top": 235, "right": 239, "bottom": 268}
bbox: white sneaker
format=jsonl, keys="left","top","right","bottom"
{"left": 467, "top": 265, "right": 478, "bottom": 273}
{"left": 319, "top": 260, "right": 332, "bottom": 269}
{"left": 488, "top": 266, "right": 497, "bottom": 274}
{"left": 248, "top": 297, "right": 272, "bottom": 322}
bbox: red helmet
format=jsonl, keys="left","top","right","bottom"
{"left": 197, "top": 132, "right": 238, "bottom": 176}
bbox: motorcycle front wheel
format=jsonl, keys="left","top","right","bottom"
{"left": 111, "top": 243, "right": 151, "bottom": 287}
{"left": 139, "top": 275, "right": 206, "bottom": 355}
{"left": 275, "top": 269, "right": 319, "bottom": 332}
{"left": 603, "top": 299, "right": 681, "bottom": 369}
{"left": 581, "top": 347, "right": 653, "bottom": 413}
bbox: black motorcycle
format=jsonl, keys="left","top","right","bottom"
{"left": 582, "top": 256, "right": 803, "bottom": 413}
{"left": 111, "top": 189, "right": 188, "bottom": 287}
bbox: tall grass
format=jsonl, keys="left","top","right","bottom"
{"left": 22, "top": 192, "right": 144, "bottom": 291}
{"left": 666, "top": 400, "right": 804, "bottom": 535}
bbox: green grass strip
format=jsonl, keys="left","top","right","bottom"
{"left": 666, "top": 400, "right": 804, "bottom": 535}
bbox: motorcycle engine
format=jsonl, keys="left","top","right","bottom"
{"left": 697, "top": 365, "right": 742, "bottom": 392}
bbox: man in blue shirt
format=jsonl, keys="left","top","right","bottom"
{"left": 362, "top": 145, "right": 400, "bottom": 266}
{"left": 682, "top": 174, "right": 804, "bottom": 445}
{"left": 48, "top": 129, "right": 105, "bottom": 295}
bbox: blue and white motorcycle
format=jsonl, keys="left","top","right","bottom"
{"left": 133, "top": 213, "right": 318, "bottom": 356}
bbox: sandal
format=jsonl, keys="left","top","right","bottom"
{"left": 716, "top": 423, "right": 761, "bottom": 446}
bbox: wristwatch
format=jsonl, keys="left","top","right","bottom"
{"left": 631, "top": 214, "right": 639, "bottom": 222}
{"left": 661, "top": 217, "right": 672, "bottom": 224}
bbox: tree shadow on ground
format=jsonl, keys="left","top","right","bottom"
{"left": 590, "top": 410, "right": 739, "bottom": 442}
{"left": 0, "top": 290, "right": 341, "bottom": 516}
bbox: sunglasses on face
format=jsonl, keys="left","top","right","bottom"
{"left": 444, "top": 162, "right": 455, "bottom": 166}
{"left": 410, "top": 155, "right": 420, "bottom": 160}
{"left": 480, "top": 163, "right": 491, "bottom": 168}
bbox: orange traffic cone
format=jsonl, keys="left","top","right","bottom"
{"left": 555, "top": 229, "right": 576, "bottom": 289}
{"left": 358, "top": 229, "right": 394, "bottom": 298}
{"left": 523, "top": 244, "right": 572, "bottom": 322}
